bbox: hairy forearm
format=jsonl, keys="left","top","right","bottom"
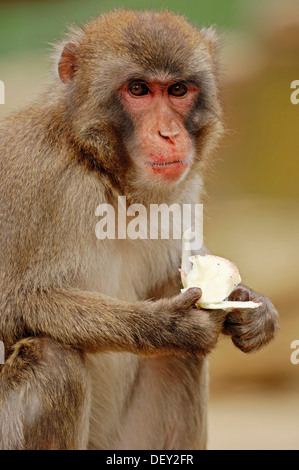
{"left": 0, "top": 285, "right": 222, "bottom": 356}
{"left": 1, "top": 287, "right": 160, "bottom": 353}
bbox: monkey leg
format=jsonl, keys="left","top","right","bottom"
{"left": 0, "top": 337, "right": 91, "bottom": 450}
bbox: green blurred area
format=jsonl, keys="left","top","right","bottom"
{"left": 0, "top": 0, "right": 299, "bottom": 450}
{"left": 0, "top": 0, "right": 246, "bottom": 57}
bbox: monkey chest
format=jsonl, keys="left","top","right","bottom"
{"left": 83, "top": 237, "right": 181, "bottom": 302}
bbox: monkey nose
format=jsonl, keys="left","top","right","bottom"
{"left": 158, "top": 128, "right": 180, "bottom": 142}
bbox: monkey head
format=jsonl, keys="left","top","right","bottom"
{"left": 56, "top": 10, "right": 223, "bottom": 199}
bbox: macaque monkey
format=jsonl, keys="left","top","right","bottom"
{"left": 0, "top": 10, "right": 278, "bottom": 450}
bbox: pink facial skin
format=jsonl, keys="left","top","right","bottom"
{"left": 147, "top": 153, "right": 189, "bottom": 181}
{"left": 120, "top": 80, "right": 199, "bottom": 182}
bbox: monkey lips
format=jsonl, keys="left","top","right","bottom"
{"left": 145, "top": 153, "right": 190, "bottom": 181}
{"left": 146, "top": 158, "right": 189, "bottom": 181}
{"left": 180, "top": 254, "right": 262, "bottom": 310}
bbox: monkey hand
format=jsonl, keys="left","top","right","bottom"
{"left": 159, "top": 287, "right": 226, "bottom": 356}
{"left": 222, "top": 285, "right": 279, "bottom": 353}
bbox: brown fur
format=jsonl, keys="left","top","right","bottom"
{"left": 0, "top": 10, "right": 278, "bottom": 450}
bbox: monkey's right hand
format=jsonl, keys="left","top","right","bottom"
{"left": 150, "top": 287, "right": 226, "bottom": 356}
{"left": 3, "top": 286, "right": 225, "bottom": 357}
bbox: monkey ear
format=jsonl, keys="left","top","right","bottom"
{"left": 58, "top": 42, "right": 78, "bottom": 83}
{"left": 200, "top": 26, "right": 220, "bottom": 56}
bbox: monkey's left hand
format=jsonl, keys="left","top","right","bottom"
{"left": 222, "top": 285, "right": 279, "bottom": 353}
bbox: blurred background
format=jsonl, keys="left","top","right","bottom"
{"left": 0, "top": 0, "right": 298, "bottom": 450}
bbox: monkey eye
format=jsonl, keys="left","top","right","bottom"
{"left": 128, "top": 81, "right": 151, "bottom": 96}
{"left": 168, "top": 83, "right": 188, "bottom": 97}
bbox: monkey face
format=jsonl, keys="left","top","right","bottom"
{"left": 119, "top": 77, "right": 199, "bottom": 183}
{"left": 57, "top": 10, "right": 223, "bottom": 194}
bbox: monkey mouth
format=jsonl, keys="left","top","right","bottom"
{"left": 145, "top": 159, "right": 190, "bottom": 181}
{"left": 146, "top": 159, "right": 189, "bottom": 167}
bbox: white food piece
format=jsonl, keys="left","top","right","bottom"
{"left": 199, "top": 301, "right": 262, "bottom": 310}
{"left": 180, "top": 252, "right": 261, "bottom": 310}
{"left": 181, "top": 254, "right": 241, "bottom": 304}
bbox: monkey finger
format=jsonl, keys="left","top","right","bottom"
{"left": 228, "top": 286, "right": 250, "bottom": 302}
{"left": 172, "top": 287, "right": 202, "bottom": 311}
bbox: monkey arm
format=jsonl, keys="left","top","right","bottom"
{"left": 0, "top": 286, "right": 224, "bottom": 357}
